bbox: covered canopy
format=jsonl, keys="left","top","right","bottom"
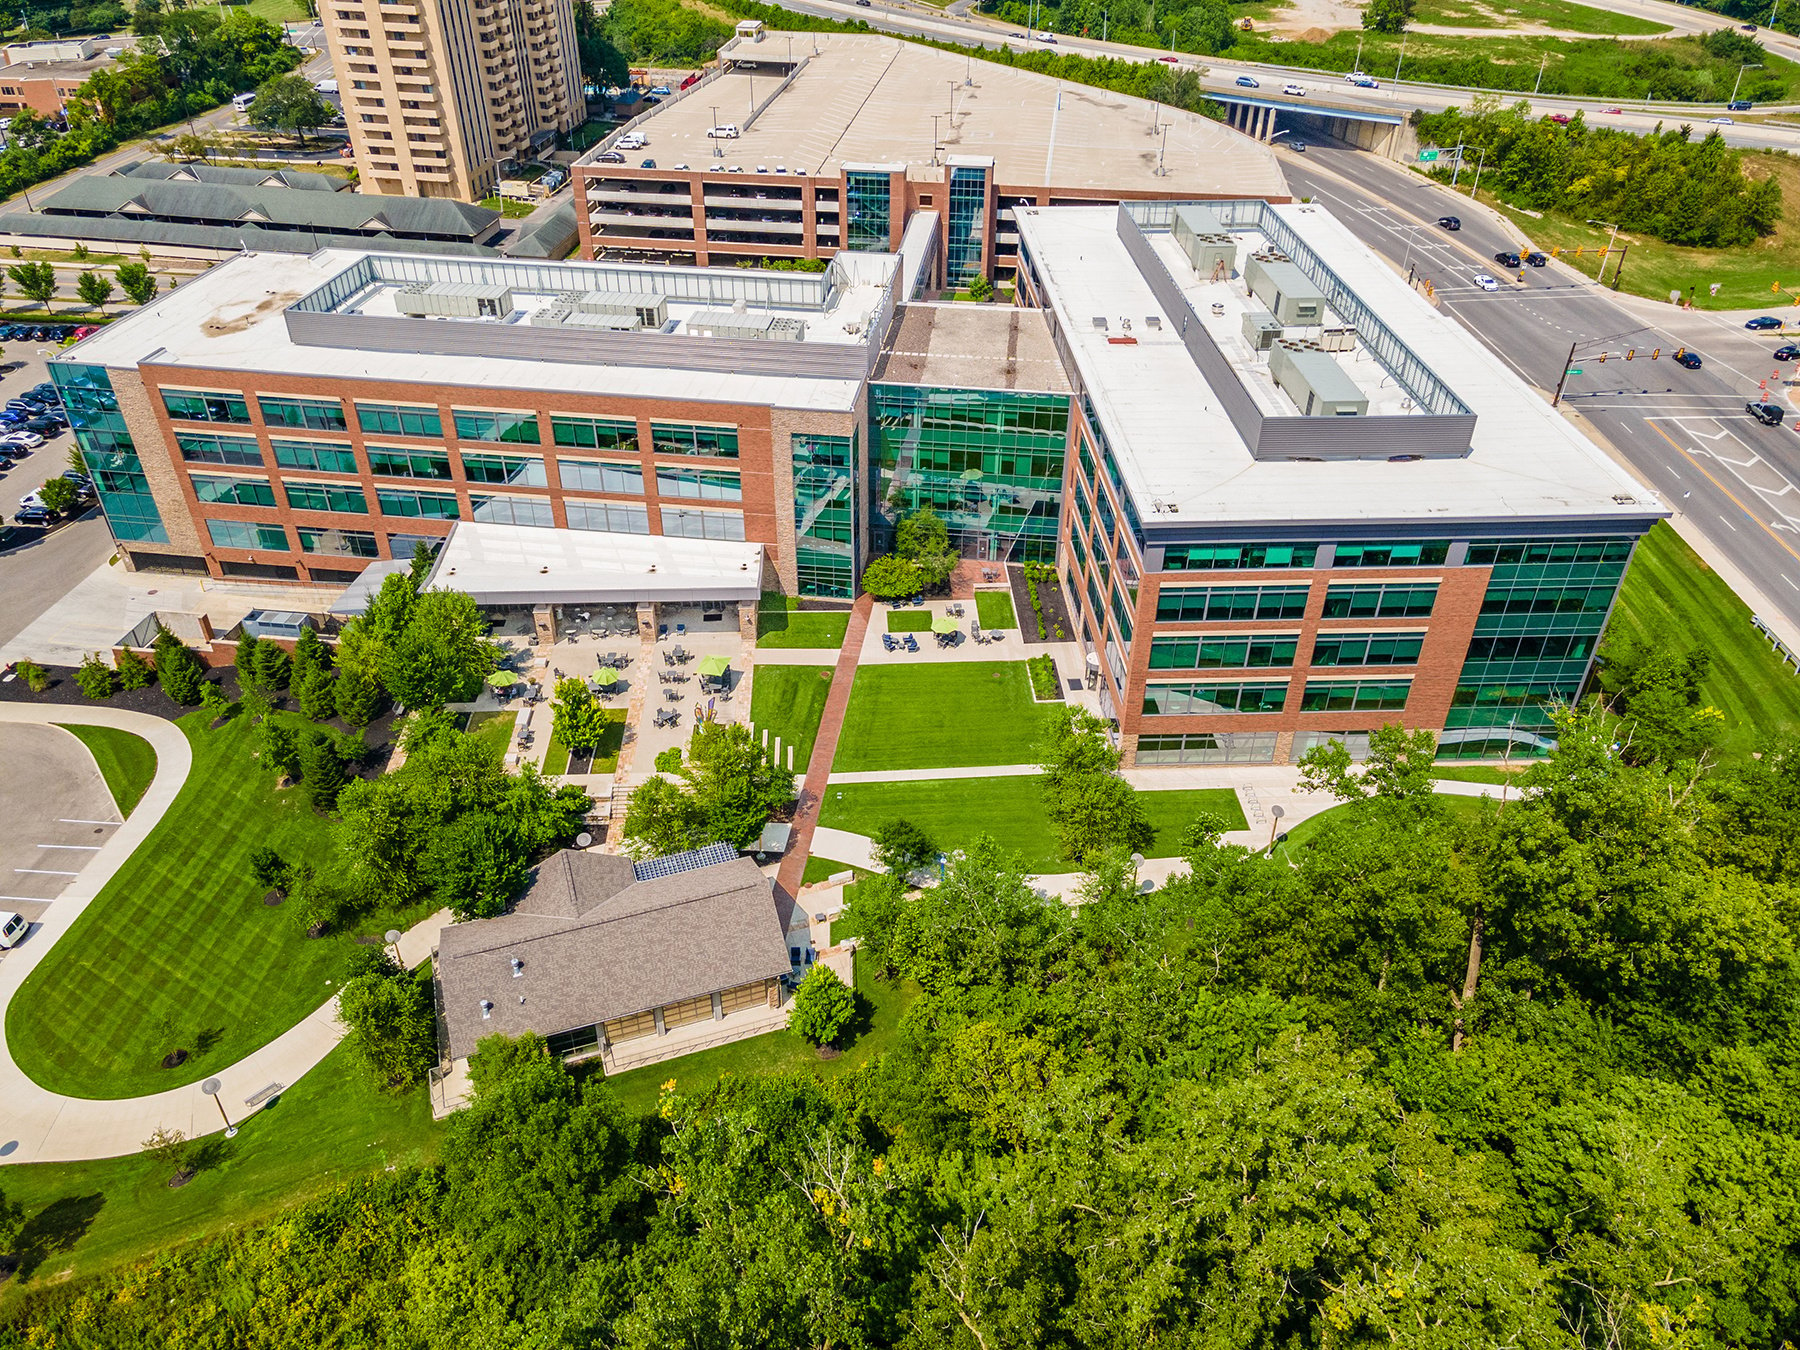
{"left": 931, "top": 612, "right": 958, "bottom": 634}
{"left": 593, "top": 667, "right": 620, "bottom": 686}
{"left": 697, "top": 654, "right": 731, "bottom": 678}
{"left": 486, "top": 669, "right": 522, "bottom": 687}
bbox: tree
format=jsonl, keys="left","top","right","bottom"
{"left": 1298, "top": 724, "right": 1440, "bottom": 802}
{"left": 788, "top": 964, "right": 855, "bottom": 1046}
{"left": 1599, "top": 630, "right": 1722, "bottom": 766}
{"left": 574, "top": 0, "right": 630, "bottom": 88}
{"left": 860, "top": 554, "right": 923, "bottom": 601}
{"left": 653, "top": 746, "right": 683, "bottom": 774}
{"left": 1362, "top": 0, "right": 1414, "bottom": 32}
{"left": 1075, "top": 843, "right": 1140, "bottom": 907}
{"left": 893, "top": 506, "right": 958, "bottom": 590}
{"left": 297, "top": 729, "right": 347, "bottom": 810}
{"left": 408, "top": 538, "right": 435, "bottom": 586}
{"left": 620, "top": 772, "right": 708, "bottom": 857}
{"left": 168, "top": 131, "right": 212, "bottom": 162}
{"left": 248, "top": 845, "right": 288, "bottom": 893}
{"left": 263, "top": 719, "right": 302, "bottom": 783}
{"left": 115, "top": 647, "right": 153, "bottom": 691}
{"left": 293, "top": 665, "right": 336, "bottom": 721}
{"left": 115, "top": 260, "right": 158, "bottom": 307}
{"left": 872, "top": 817, "right": 937, "bottom": 877}
{"left": 7, "top": 261, "right": 56, "bottom": 308}
{"left": 0, "top": 1183, "right": 21, "bottom": 1261}
{"left": 550, "top": 676, "right": 609, "bottom": 751}
{"left": 682, "top": 720, "right": 796, "bottom": 849}
{"left": 199, "top": 681, "right": 232, "bottom": 722}
{"left": 141, "top": 1127, "right": 196, "bottom": 1185}
{"left": 74, "top": 652, "right": 115, "bottom": 699}
{"left": 153, "top": 627, "right": 205, "bottom": 705}
{"left": 248, "top": 72, "right": 333, "bottom": 145}
{"left": 75, "top": 269, "right": 113, "bottom": 311}
{"left": 337, "top": 949, "right": 436, "bottom": 1087}
{"left": 234, "top": 631, "right": 264, "bottom": 696}
{"left": 1038, "top": 706, "right": 1151, "bottom": 863}
{"left": 37, "top": 476, "right": 78, "bottom": 515}
{"left": 291, "top": 624, "right": 329, "bottom": 680}
{"left": 380, "top": 588, "right": 496, "bottom": 709}
{"left": 334, "top": 666, "right": 383, "bottom": 727}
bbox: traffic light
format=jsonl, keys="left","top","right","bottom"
{"left": 1652, "top": 348, "right": 1660, "bottom": 359}
{"left": 1598, "top": 352, "right": 1608, "bottom": 362}
{"left": 1675, "top": 348, "right": 1685, "bottom": 358}
{"left": 1626, "top": 349, "right": 1635, "bottom": 360}
{"left": 1551, "top": 246, "right": 1561, "bottom": 256}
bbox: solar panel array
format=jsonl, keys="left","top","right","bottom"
{"left": 632, "top": 841, "right": 737, "bottom": 882}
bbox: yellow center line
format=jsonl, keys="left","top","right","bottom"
{"left": 1647, "top": 419, "right": 1800, "bottom": 566}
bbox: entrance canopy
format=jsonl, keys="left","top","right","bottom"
{"left": 426, "top": 522, "right": 763, "bottom": 608}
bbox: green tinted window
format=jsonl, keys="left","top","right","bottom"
{"left": 356, "top": 403, "right": 443, "bottom": 438}
{"left": 163, "top": 389, "right": 250, "bottom": 423}
{"left": 650, "top": 422, "right": 738, "bottom": 457}
{"left": 453, "top": 409, "right": 541, "bottom": 445}
{"left": 272, "top": 440, "right": 359, "bottom": 475}
{"left": 284, "top": 481, "right": 368, "bottom": 513}
{"left": 190, "top": 474, "right": 275, "bottom": 507}
{"left": 259, "top": 396, "right": 346, "bottom": 432}
{"left": 368, "top": 447, "right": 452, "bottom": 480}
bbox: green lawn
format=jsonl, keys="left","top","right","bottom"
{"left": 1411, "top": 0, "right": 1667, "bottom": 34}
{"left": 886, "top": 610, "right": 932, "bottom": 632}
{"left": 975, "top": 591, "right": 1017, "bottom": 630}
{"left": 749, "top": 665, "right": 833, "bottom": 772}
{"left": 5, "top": 712, "right": 418, "bottom": 1100}
{"left": 462, "top": 710, "right": 514, "bottom": 759}
{"left": 238, "top": 0, "right": 313, "bottom": 21}
{"left": 819, "top": 776, "right": 1245, "bottom": 872}
{"left": 1604, "top": 521, "right": 1800, "bottom": 759}
{"left": 602, "top": 949, "right": 915, "bottom": 1115}
{"left": 0, "top": 1037, "right": 441, "bottom": 1302}
{"left": 480, "top": 196, "right": 539, "bottom": 218}
{"left": 55, "top": 723, "right": 157, "bottom": 819}
{"left": 802, "top": 855, "right": 864, "bottom": 886}
{"left": 756, "top": 596, "right": 850, "bottom": 649}
{"left": 1275, "top": 794, "right": 1495, "bottom": 854}
{"left": 1431, "top": 765, "right": 1529, "bottom": 785}
{"left": 833, "top": 662, "right": 1053, "bottom": 772}
{"left": 542, "top": 708, "right": 626, "bottom": 777}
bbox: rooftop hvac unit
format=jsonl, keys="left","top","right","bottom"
{"left": 1318, "top": 326, "right": 1357, "bottom": 352}
{"left": 1269, "top": 340, "right": 1367, "bottom": 418}
{"left": 573, "top": 289, "right": 669, "bottom": 328}
{"left": 685, "top": 308, "right": 805, "bottom": 341}
{"left": 395, "top": 281, "right": 514, "bottom": 319}
{"left": 1172, "top": 204, "right": 1237, "bottom": 280}
{"left": 1241, "top": 310, "right": 1283, "bottom": 351}
{"left": 1244, "top": 257, "right": 1324, "bottom": 326}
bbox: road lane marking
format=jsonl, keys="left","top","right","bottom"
{"left": 1646, "top": 420, "right": 1800, "bottom": 567}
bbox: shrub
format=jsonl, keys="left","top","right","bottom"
{"left": 653, "top": 746, "right": 684, "bottom": 774}
{"left": 116, "top": 648, "right": 153, "bottom": 691}
{"left": 861, "top": 554, "right": 923, "bottom": 601}
{"left": 249, "top": 845, "right": 289, "bottom": 892}
{"left": 152, "top": 629, "right": 205, "bottom": 705}
{"left": 788, "top": 964, "right": 855, "bottom": 1047}
{"left": 13, "top": 658, "right": 48, "bottom": 692}
{"left": 199, "top": 681, "right": 232, "bottom": 722}
{"left": 872, "top": 817, "right": 937, "bottom": 877}
{"left": 74, "top": 653, "right": 116, "bottom": 699}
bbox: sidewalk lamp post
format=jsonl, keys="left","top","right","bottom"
{"left": 385, "top": 928, "right": 403, "bottom": 966}
{"left": 1267, "top": 803, "right": 1285, "bottom": 850}
{"left": 201, "top": 1077, "right": 238, "bottom": 1139}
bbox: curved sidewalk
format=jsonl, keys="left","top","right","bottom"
{"left": 0, "top": 703, "right": 441, "bottom": 1165}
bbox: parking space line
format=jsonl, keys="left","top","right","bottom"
{"left": 36, "top": 843, "right": 99, "bottom": 850}
{"left": 57, "top": 818, "right": 119, "bottom": 826}
{"left": 14, "top": 868, "right": 77, "bottom": 876}
{"left": 0, "top": 895, "right": 52, "bottom": 903}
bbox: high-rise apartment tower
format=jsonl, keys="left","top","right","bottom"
{"left": 323, "top": 0, "right": 583, "bottom": 202}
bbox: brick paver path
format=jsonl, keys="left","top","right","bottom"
{"left": 774, "top": 593, "right": 874, "bottom": 912}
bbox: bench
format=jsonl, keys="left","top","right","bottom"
{"left": 244, "top": 1082, "right": 284, "bottom": 1108}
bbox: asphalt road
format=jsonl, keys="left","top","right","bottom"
{"left": 0, "top": 724, "right": 121, "bottom": 925}
{"left": 764, "top": 0, "right": 1800, "bottom": 154}
{"left": 1282, "top": 142, "right": 1800, "bottom": 634}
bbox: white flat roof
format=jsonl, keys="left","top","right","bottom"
{"left": 1016, "top": 204, "right": 1662, "bottom": 527}
{"left": 61, "top": 250, "right": 868, "bottom": 414}
{"left": 428, "top": 523, "right": 764, "bottom": 606}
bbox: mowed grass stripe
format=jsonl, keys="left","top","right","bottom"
{"left": 832, "top": 662, "right": 1054, "bottom": 772}
{"left": 7, "top": 712, "right": 358, "bottom": 1100}
{"left": 749, "top": 665, "right": 834, "bottom": 770}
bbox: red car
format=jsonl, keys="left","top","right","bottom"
{"left": 679, "top": 72, "right": 701, "bottom": 90}
{"left": 1158, "top": 55, "right": 1179, "bottom": 63}
{"left": 1549, "top": 112, "right": 1571, "bottom": 124}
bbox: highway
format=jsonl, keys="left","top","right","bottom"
{"left": 1281, "top": 143, "right": 1800, "bottom": 634}
{"left": 767, "top": 0, "right": 1800, "bottom": 153}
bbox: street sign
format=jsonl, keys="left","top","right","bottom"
{"left": 1418, "top": 149, "right": 1439, "bottom": 162}
{"left": 1568, "top": 368, "right": 1582, "bottom": 375}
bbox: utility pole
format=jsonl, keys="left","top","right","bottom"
{"left": 1469, "top": 146, "right": 1486, "bottom": 198}
{"left": 1533, "top": 52, "right": 1547, "bottom": 95}
{"left": 1551, "top": 340, "right": 1578, "bottom": 406}
{"left": 1393, "top": 36, "right": 1406, "bottom": 87}
{"left": 1450, "top": 138, "right": 1465, "bottom": 187}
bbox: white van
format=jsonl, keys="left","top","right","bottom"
{"left": 233, "top": 91, "right": 257, "bottom": 112}
{"left": 706, "top": 123, "right": 740, "bottom": 139}
{"left": 615, "top": 131, "right": 646, "bottom": 150}
{"left": 0, "top": 910, "right": 26, "bottom": 949}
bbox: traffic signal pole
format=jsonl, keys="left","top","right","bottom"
{"left": 1552, "top": 341, "right": 1578, "bottom": 406}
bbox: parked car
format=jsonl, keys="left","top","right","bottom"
{"left": 1437, "top": 215, "right": 1461, "bottom": 230}
{"left": 1, "top": 431, "right": 44, "bottom": 449}
{"left": 18, "top": 489, "right": 44, "bottom": 508}
{"left": 1494, "top": 250, "right": 1522, "bottom": 268}
{"left": 1748, "top": 400, "right": 1785, "bottom": 425}
{"left": 1472, "top": 272, "right": 1500, "bottom": 291}
{"left": 1525, "top": 251, "right": 1548, "bottom": 267}
{"left": 596, "top": 149, "right": 626, "bottom": 163}
{"left": 24, "top": 417, "right": 64, "bottom": 436}
{"left": 707, "top": 124, "right": 740, "bottom": 139}
{"left": 1235, "top": 74, "right": 1259, "bottom": 88}
{"left": 679, "top": 72, "right": 701, "bottom": 90}
{"left": 1283, "top": 82, "right": 1307, "bottom": 96}
{"left": 640, "top": 158, "right": 656, "bottom": 168}
{"left": 1674, "top": 350, "right": 1703, "bottom": 369}
{"left": 1747, "top": 315, "right": 1784, "bottom": 330}
{"left": 1158, "top": 54, "right": 1179, "bottom": 64}
{"left": 649, "top": 85, "right": 672, "bottom": 95}
{"left": 13, "top": 505, "right": 50, "bottom": 525}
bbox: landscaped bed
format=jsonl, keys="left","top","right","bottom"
{"left": 5, "top": 711, "right": 426, "bottom": 1100}
{"left": 1026, "top": 653, "right": 1062, "bottom": 701}
{"left": 832, "top": 662, "right": 1053, "bottom": 772}
{"left": 748, "top": 665, "right": 833, "bottom": 771}
{"left": 819, "top": 776, "right": 1246, "bottom": 873}
{"left": 542, "top": 708, "right": 626, "bottom": 776}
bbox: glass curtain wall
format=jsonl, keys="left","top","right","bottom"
{"left": 52, "top": 364, "right": 168, "bottom": 544}
{"left": 946, "top": 165, "right": 988, "bottom": 283}
{"left": 792, "top": 431, "right": 856, "bottom": 598}
{"left": 1443, "top": 536, "right": 1636, "bottom": 756}
{"left": 869, "top": 385, "right": 1070, "bottom": 564}
{"left": 845, "top": 171, "right": 893, "bottom": 252}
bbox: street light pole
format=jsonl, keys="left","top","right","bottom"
{"left": 1393, "top": 36, "right": 1406, "bottom": 87}
{"left": 1551, "top": 340, "right": 1578, "bottom": 405}
{"left": 201, "top": 1077, "right": 238, "bottom": 1139}
{"left": 1533, "top": 52, "right": 1547, "bottom": 95}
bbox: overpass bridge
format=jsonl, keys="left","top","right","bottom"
{"left": 1212, "top": 91, "right": 1412, "bottom": 157}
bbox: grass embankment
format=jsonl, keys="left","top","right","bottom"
{"left": 756, "top": 594, "right": 851, "bottom": 649}
{"left": 1412, "top": 0, "right": 1668, "bottom": 34}
{"left": 602, "top": 949, "right": 915, "bottom": 1114}
{"left": 1603, "top": 521, "right": 1800, "bottom": 759}
{"left": 748, "top": 665, "right": 833, "bottom": 769}
{"left": 5, "top": 712, "right": 422, "bottom": 1100}
{"left": 833, "top": 662, "right": 1053, "bottom": 772}
{"left": 1473, "top": 150, "right": 1800, "bottom": 310}
{"left": 54, "top": 724, "right": 157, "bottom": 819}
{"left": 0, "top": 1038, "right": 441, "bottom": 1304}
{"left": 819, "top": 777, "right": 1247, "bottom": 873}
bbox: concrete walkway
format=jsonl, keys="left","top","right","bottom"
{"left": 0, "top": 703, "right": 445, "bottom": 1165}
{"left": 827, "top": 763, "right": 1041, "bottom": 784}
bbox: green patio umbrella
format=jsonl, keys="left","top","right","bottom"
{"left": 931, "top": 612, "right": 958, "bottom": 634}
{"left": 697, "top": 654, "right": 731, "bottom": 679}
{"left": 486, "top": 669, "right": 522, "bottom": 687}
{"left": 592, "top": 667, "right": 620, "bottom": 686}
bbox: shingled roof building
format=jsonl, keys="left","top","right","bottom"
{"left": 436, "top": 844, "right": 802, "bottom": 1074}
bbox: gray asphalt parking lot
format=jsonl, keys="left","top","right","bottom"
{"left": 0, "top": 724, "right": 121, "bottom": 939}
{"left": 0, "top": 343, "right": 76, "bottom": 513}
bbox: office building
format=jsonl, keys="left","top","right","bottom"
{"left": 1013, "top": 200, "right": 1664, "bottom": 762}
{"left": 322, "top": 0, "right": 583, "bottom": 201}
{"left": 572, "top": 25, "right": 1287, "bottom": 281}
